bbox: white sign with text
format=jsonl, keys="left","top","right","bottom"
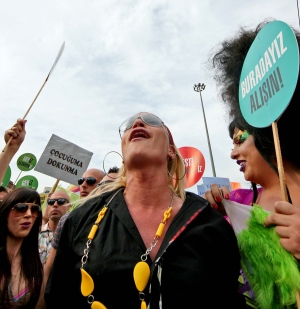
{"left": 35, "top": 134, "right": 93, "bottom": 185}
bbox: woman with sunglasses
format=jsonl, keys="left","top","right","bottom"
{"left": 45, "top": 112, "right": 241, "bottom": 309}
{"left": 0, "top": 188, "right": 43, "bottom": 308}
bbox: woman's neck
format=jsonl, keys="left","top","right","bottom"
{"left": 124, "top": 184, "right": 172, "bottom": 208}
{"left": 125, "top": 168, "right": 170, "bottom": 196}
{"left": 6, "top": 237, "right": 22, "bottom": 262}
{"left": 257, "top": 160, "right": 300, "bottom": 211}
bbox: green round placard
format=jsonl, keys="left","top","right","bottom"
{"left": 1, "top": 166, "right": 11, "bottom": 187}
{"left": 15, "top": 175, "right": 39, "bottom": 190}
{"left": 239, "top": 20, "right": 299, "bottom": 127}
{"left": 17, "top": 153, "right": 37, "bottom": 171}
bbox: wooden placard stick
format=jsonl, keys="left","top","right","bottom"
{"left": 13, "top": 170, "right": 23, "bottom": 186}
{"left": 271, "top": 121, "right": 288, "bottom": 201}
{"left": 50, "top": 179, "right": 60, "bottom": 195}
{"left": 2, "top": 42, "right": 65, "bottom": 153}
{"left": 272, "top": 120, "right": 300, "bottom": 308}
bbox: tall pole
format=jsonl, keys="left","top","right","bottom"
{"left": 193, "top": 83, "right": 216, "bottom": 177}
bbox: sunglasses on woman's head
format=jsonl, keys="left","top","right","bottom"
{"left": 78, "top": 177, "right": 97, "bottom": 186}
{"left": 118, "top": 114, "right": 164, "bottom": 138}
{"left": 96, "top": 180, "right": 114, "bottom": 187}
{"left": 11, "top": 203, "right": 41, "bottom": 217}
{"left": 47, "top": 198, "right": 69, "bottom": 206}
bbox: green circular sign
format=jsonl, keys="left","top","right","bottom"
{"left": 239, "top": 20, "right": 299, "bottom": 127}
{"left": 15, "top": 175, "right": 39, "bottom": 190}
{"left": 17, "top": 153, "right": 37, "bottom": 171}
{"left": 1, "top": 166, "right": 11, "bottom": 187}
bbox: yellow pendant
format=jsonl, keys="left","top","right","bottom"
{"left": 91, "top": 301, "right": 107, "bottom": 309}
{"left": 141, "top": 300, "right": 147, "bottom": 309}
{"left": 133, "top": 261, "right": 150, "bottom": 291}
{"left": 80, "top": 268, "right": 94, "bottom": 296}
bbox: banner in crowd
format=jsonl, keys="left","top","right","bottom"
{"left": 1, "top": 166, "right": 11, "bottom": 187}
{"left": 197, "top": 177, "right": 241, "bottom": 196}
{"left": 68, "top": 184, "right": 80, "bottom": 194}
{"left": 230, "top": 181, "right": 242, "bottom": 191}
{"left": 15, "top": 175, "right": 39, "bottom": 190}
{"left": 34, "top": 134, "right": 93, "bottom": 185}
{"left": 178, "top": 146, "right": 205, "bottom": 188}
{"left": 239, "top": 20, "right": 299, "bottom": 127}
{"left": 40, "top": 193, "right": 48, "bottom": 211}
{"left": 202, "top": 176, "right": 232, "bottom": 191}
{"left": 17, "top": 153, "right": 37, "bottom": 171}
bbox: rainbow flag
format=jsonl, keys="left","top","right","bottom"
{"left": 67, "top": 184, "right": 80, "bottom": 194}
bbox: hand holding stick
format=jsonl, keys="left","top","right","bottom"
{"left": 2, "top": 41, "right": 65, "bottom": 153}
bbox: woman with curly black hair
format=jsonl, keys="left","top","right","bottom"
{"left": 206, "top": 19, "right": 300, "bottom": 308}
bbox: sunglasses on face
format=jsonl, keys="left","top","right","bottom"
{"left": 47, "top": 198, "right": 69, "bottom": 206}
{"left": 11, "top": 203, "right": 41, "bottom": 217}
{"left": 78, "top": 177, "right": 97, "bottom": 186}
{"left": 118, "top": 114, "right": 164, "bottom": 138}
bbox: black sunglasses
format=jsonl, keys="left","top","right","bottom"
{"left": 11, "top": 203, "right": 41, "bottom": 217}
{"left": 47, "top": 198, "right": 69, "bottom": 206}
{"left": 78, "top": 177, "right": 97, "bottom": 186}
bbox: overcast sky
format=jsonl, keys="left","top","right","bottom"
{"left": 0, "top": 0, "right": 298, "bottom": 194}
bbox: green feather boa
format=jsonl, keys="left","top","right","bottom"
{"left": 237, "top": 205, "right": 300, "bottom": 309}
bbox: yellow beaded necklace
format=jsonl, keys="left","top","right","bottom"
{"left": 80, "top": 189, "right": 175, "bottom": 309}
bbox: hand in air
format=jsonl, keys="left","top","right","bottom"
{"left": 4, "top": 119, "right": 27, "bottom": 151}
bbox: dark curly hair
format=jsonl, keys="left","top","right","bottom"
{"left": 107, "top": 166, "right": 120, "bottom": 174}
{"left": 0, "top": 188, "right": 43, "bottom": 308}
{"left": 210, "top": 19, "right": 300, "bottom": 204}
{"left": 211, "top": 19, "right": 300, "bottom": 170}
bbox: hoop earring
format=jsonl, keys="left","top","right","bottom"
{"left": 102, "top": 151, "right": 125, "bottom": 179}
{"left": 167, "top": 154, "right": 186, "bottom": 181}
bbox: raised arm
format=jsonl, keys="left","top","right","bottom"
{"left": 0, "top": 119, "right": 27, "bottom": 184}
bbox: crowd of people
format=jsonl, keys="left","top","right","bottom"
{"left": 1, "top": 18, "right": 300, "bottom": 309}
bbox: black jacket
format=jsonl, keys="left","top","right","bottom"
{"left": 45, "top": 189, "right": 241, "bottom": 308}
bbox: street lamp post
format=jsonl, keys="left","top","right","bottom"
{"left": 193, "top": 83, "right": 216, "bottom": 177}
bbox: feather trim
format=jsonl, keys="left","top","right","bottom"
{"left": 238, "top": 205, "right": 300, "bottom": 309}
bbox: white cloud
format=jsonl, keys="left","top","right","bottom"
{"left": 0, "top": 0, "right": 297, "bottom": 192}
